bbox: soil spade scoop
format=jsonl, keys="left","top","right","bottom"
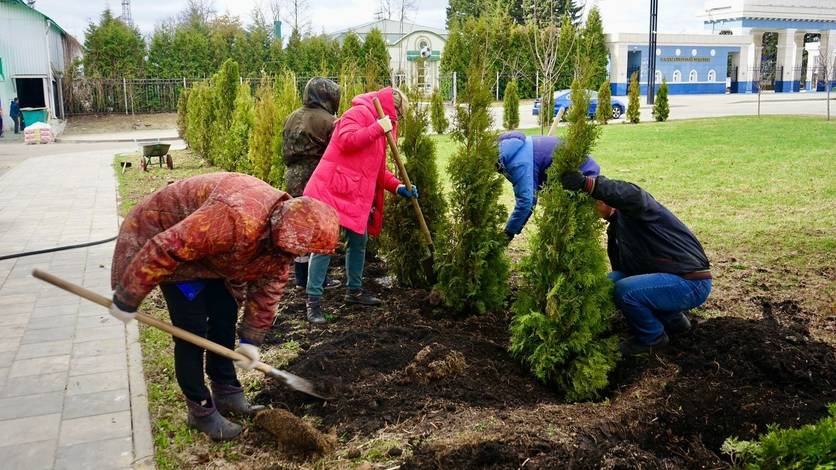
{"left": 31, "top": 269, "right": 331, "bottom": 400}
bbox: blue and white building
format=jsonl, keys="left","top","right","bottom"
{"left": 607, "top": 0, "right": 836, "bottom": 95}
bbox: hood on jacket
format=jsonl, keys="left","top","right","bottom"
{"left": 303, "top": 77, "right": 340, "bottom": 115}
{"left": 351, "top": 87, "right": 397, "bottom": 123}
{"left": 497, "top": 131, "right": 527, "bottom": 167}
{"left": 271, "top": 196, "right": 340, "bottom": 256}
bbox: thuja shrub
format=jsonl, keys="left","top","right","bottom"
{"left": 208, "top": 59, "right": 241, "bottom": 165}
{"left": 430, "top": 89, "right": 448, "bottom": 134}
{"left": 248, "top": 76, "right": 279, "bottom": 182}
{"left": 509, "top": 77, "right": 619, "bottom": 402}
{"left": 722, "top": 404, "right": 836, "bottom": 468}
{"left": 185, "top": 82, "right": 213, "bottom": 159}
{"left": 595, "top": 80, "right": 611, "bottom": 124}
{"left": 653, "top": 79, "right": 670, "bottom": 122}
{"left": 627, "top": 71, "right": 641, "bottom": 124}
{"left": 176, "top": 88, "right": 189, "bottom": 139}
{"left": 268, "top": 71, "right": 301, "bottom": 188}
{"left": 218, "top": 85, "right": 255, "bottom": 173}
{"left": 503, "top": 79, "right": 519, "bottom": 130}
{"left": 381, "top": 89, "right": 448, "bottom": 288}
{"left": 434, "top": 60, "right": 509, "bottom": 314}
{"left": 339, "top": 64, "right": 365, "bottom": 115}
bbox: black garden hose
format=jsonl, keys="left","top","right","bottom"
{"left": 0, "top": 235, "right": 118, "bottom": 261}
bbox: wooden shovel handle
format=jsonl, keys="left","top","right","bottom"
{"left": 31, "top": 269, "right": 273, "bottom": 375}
{"left": 372, "top": 97, "right": 434, "bottom": 248}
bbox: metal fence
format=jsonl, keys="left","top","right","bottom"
{"left": 62, "top": 78, "right": 206, "bottom": 116}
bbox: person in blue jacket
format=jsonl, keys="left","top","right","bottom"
{"left": 10, "top": 98, "right": 22, "bottom": 134}
{"left": 496, "top": 131, "right": 599, "bottom": 241}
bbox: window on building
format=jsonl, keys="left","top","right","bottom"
{"left": 707, "top": 69, "right": 717, "bottom": 82}
{"left": 689, "top": 70, "right": 698, "bottom": 82}
{"left": 673, "top": 70, "right": 682, "bottom": 83}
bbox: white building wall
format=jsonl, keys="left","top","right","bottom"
{"left": 0, "top": 3, "right": 51, "bottom": 77}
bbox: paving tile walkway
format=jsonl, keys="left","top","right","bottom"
{"left": 0, "top": 147, "right": 153, "bottom": 469}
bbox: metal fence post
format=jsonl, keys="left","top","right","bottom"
{"left": 452, "top": 71, "right": 457, "bottom": 104}
{"left": 183, "top": 77, "right": 187, "bottom": 89}
{"left": 496, "top": 72, "right": 500, "bottom": 101}
{"left": 123, "top": 78, "right": 128, "bottom": 115}
{"left": 536, "top": 73, "right": 539, "bottom": 98}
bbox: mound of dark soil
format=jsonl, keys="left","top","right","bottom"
{"left": 258, "top": 269, "right": 836, "bottom": 469}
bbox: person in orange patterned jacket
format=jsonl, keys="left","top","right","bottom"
{"left": 110, "top": 172, "right": 339, "bottom": 441}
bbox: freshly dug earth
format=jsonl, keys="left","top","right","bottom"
{"left": 253, "top": 409, "right": 335, "bottom": 457}
{"left": 257, "top": 261, "right": 836, "bottom": 468}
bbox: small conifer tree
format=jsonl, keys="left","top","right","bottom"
{"left": 339, "top": 63, "right": 365, "bottom": 115}
{"left": 381, "top": 90, "right": 448, "bottom": 288}
{"left": 509, "top": 74, "right": 619, "bottom": 402}
{"left": 220, "top": 85, "right": 255, "bottom": 173}
{"left": 652, "top": 79, "right": 670, "bottom": 122}
{"left": 434, "top": 58, "right": 509, "bottom": 315}
{"left": 208, "top": 59, "right": 241, "bottom": 165}
{"left": 176, "top": 88, "right": 189, "bottom": 139}
{"left": 503, "top": 79, "right": 520, "bottom": 130}
{"left": 595, "top": 80, "right": 612, "bottom": 125}
{"left": 185, "top": 82, "right": 213, "bottom": 159}
{"left": 430, "top": 89, "right": 448, "bottom": 134}
{"left": 268, "top": 71, "right": 301, "bottom": 188}
{"left": 627, "top": 71, "right": 641, "bottom": 124}
{"left": 248, "top": 76, "right": 279, "bottom": 182}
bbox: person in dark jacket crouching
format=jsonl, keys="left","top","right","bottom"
{"left": 560, "top": 171, "right": 712, "bottom": 356}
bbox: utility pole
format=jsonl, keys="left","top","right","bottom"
{"left": 647, "top": 0, "right": 659, "bottom": 105}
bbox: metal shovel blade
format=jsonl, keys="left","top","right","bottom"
{"left": 268, "top": 368, "right": 332, "bottom": 400}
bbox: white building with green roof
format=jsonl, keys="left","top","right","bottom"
{"left": 332, "top": 19, "right": 447, "bottom": 93}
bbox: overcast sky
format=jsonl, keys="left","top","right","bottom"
{"left": 33, "top": 0, "right": 707, "bottom": 42}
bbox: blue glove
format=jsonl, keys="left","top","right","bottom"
{"left": 397, "top": 184, "right": 419, "bottom": 199}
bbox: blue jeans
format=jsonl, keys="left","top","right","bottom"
{"left": 307, "top": 229, "right": 367, "bottom": 297}
{"left": 609, "top": 271, "right": 712, "bottom": 345}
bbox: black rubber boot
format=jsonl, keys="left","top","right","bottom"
{"left": 211, "top": 382, "right": 265, "bottom": 418}
{"left": 294, "top": 261, "right": 308, "bottom": 289}
{"left": 186, "top": 398, "right": 242, "bottom": 441}
{"left": 619, "top": 333, "right": 670, "bottom": 357}
{"left": 306, "top": 296, "right": 326, "bottom": 324}
{"left": 344, "top": 288, "right": 382, "bottom": 306}
{"left": 663, "top": 312, "right": 692, "bottom": 336}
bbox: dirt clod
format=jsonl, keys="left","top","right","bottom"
{"left": 253, "top": 409, "right": 335, "bottom": 458}
{"left": 387, "top": 446, "right": 403, "bottom": 457}
{"left": 403, "top": 343, "right": 468, "bottom": 385}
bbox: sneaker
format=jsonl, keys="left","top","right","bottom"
{"left": 324, "top": 277, "right": 342, "bottom": 290}
{"left": 306, "top": 296, "right": 326, "bottom": 324}
{"left": 619, "top": 333, "right": 669, "bottom": 356}
{"left": 344, "top": 288, "right": 382, "bottom": 306}
{"left": 664, "top": 313, "right": 692, "bottom": 337}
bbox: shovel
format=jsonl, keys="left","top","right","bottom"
{"left": 372, "top": 97, "right": 436, "bottom": 280}
{"left": 31, "top": 269, "right": 330, "bottom": 400}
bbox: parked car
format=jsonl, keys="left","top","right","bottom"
{"left": 532, "top": 89, "right": 625, "bottom": 120}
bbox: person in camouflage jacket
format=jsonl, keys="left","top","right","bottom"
{"left": 109, "top": 172, "right": 339, "bottom": 441}
{"left": 282, "top": 77, "right": 341, "bottom": 291}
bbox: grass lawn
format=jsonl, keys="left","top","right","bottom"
{"left": 115, "top": 115, "right": 835, "bottom": 469}
{"left": 436, "top": 116, "right": 836, "bottom": 271}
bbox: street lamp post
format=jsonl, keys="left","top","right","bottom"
{"left": 647, "top": 0, "right": 659, "bottom": 105}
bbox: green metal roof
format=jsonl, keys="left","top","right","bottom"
{"left": 1, "top": 0, "right": 71, "bottom": 36}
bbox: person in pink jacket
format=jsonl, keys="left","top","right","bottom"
{"left": 303, "top": 87, "right": 417, "bottom": 323}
